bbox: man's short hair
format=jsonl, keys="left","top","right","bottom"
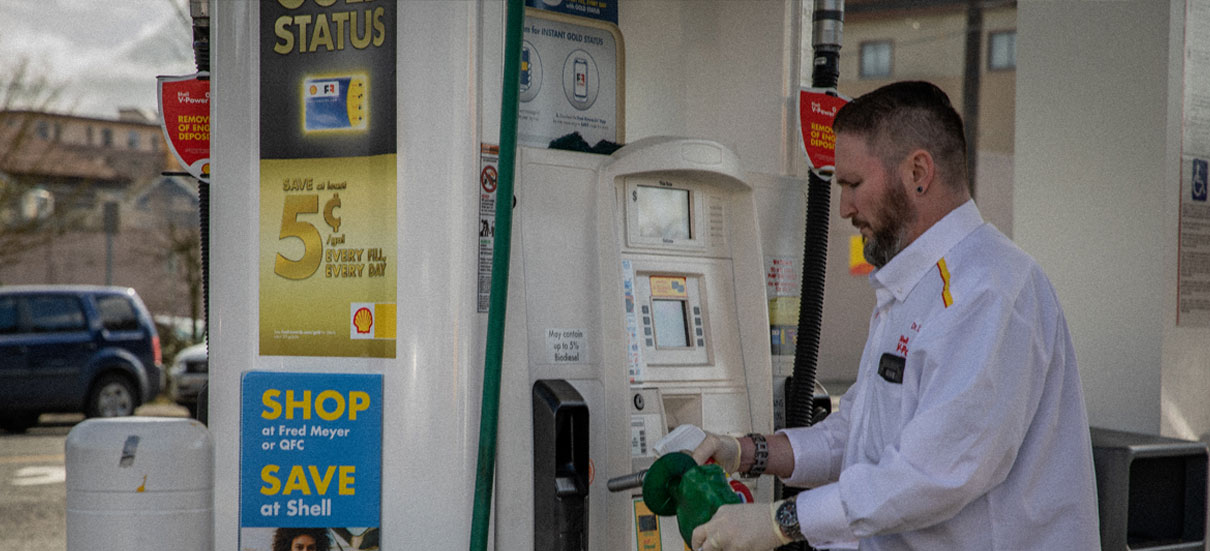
{"left": 832, "top": 81, "right": 968, "bottom": 190}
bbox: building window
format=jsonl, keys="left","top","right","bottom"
{"left": 988, "top": 31, "right": 1016, "bottom": 71}
{"left": 859, "top": 41, "right": 893, "bottom": 79}
{"left": 128, "top": 130, "right": 140, "bottom": 149}
{"left": 87, "top": 126, "right": 94, "bottom": 144}
{"left": 36, "top": 120, "right": 50, "bottom": 139}
{"left": 102, "top": 128, "right": 113, "bottom": 147}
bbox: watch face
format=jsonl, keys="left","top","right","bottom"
{"left": 777, "top": 500, "right": 801, "bottom": 537}
{"left": 777, "top": 503, "right": 796, "bottom": 524}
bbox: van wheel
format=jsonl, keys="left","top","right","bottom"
{"left": 87, "top": 375, "right": 137, "bottom": 418}
{"left": 0, "top": 413, "right": 39, "bottom": 433}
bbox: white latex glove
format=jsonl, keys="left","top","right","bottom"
{"left": 690, "top": 501, "right": 793, "bottom": 551}
{"left": 691, "top": 431, "right": 742, "bottom": 473}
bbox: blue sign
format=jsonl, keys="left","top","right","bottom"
{"left": 526, "top": 0, "right": 618, "bottom": 24}
{"left": 1194, "top": 159, "right": 1207, "bottom": 202}
{"left": 240, "top": 372, "right": 382, "bottom": 529}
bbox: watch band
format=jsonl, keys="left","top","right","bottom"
{"left": 741, "top": 433, "right": 768, "bottom": 477}
{"left": 774, "top": 498, "right": 805, "bottom": 543}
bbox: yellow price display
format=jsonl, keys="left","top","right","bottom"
{"left": 260, "top": 155, "right": 396, "bottom": 358}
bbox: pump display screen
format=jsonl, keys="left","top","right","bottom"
{"left": 652, "top": 299, "right": 690, "bottom": 348}
{"left": 636, "top": 186, "right": 691, "bottom": 241}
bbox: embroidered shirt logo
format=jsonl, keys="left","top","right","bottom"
{"left": 936, "top": 257, "right": 954, "bottom": 308}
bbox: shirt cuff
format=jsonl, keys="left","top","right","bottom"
{"left": 777, "top": 426, "right": 835, "bottom": 486}
{"left": 795, "top": 484, "right": 858, "bottom": 547}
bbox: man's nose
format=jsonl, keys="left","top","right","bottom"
{"left": 837, "top": 187, "right": 856, "bottom": 219}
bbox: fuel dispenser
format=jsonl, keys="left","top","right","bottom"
{"left": 495, "top": 137, "right": 775, "bottom": 550}
{"left": 604, "top": 138, "right": 776, "bottom": 550}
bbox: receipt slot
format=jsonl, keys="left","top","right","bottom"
{"left": 534, "top": 379, "right": 591, "bottom": 551}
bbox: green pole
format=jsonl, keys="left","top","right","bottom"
{"left": 469, "top": 0, "right": 525, "bottom": 549}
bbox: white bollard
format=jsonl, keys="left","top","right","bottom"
{"left": 66, "top": 417, "right": 212, "bottom": 550}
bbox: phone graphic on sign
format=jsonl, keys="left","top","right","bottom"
{"left": 574, "top": 58, "right": 588, "bottom": 101}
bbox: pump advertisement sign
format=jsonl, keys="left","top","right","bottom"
{"left": 799, "top": 88, "right": 849, "bottom": 181}
{"left": 239, "top": 372, "right": 382, "bottom": 549}
{"left": 157, "top": 73, "right": 210, "bottom": 182}
{"left": 258, "top": 0, "right": 397, "bottom": 358}
{"left": 517, "top": 9, "right": 622, "bottom": 149}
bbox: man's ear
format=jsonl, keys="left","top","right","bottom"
{"left": 902, "top": 149, "right": 936, "bottom": 195}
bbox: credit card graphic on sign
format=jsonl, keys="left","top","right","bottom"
{"left": 304, "top": 75, "right": 367, "bottom": 132}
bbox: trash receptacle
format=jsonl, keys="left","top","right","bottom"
{"left": 66, "top": 417, "right": 212, "bottom": 550}
{"left": 1091, "top": 427, "right": 1208, "bottom": 550}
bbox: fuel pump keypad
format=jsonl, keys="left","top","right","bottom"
{"left": 641, "top": 304, "right": 654, "bottom": 347}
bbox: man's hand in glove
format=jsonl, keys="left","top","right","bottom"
{"left": 691, "top": 431, "right": 742, "bottom": 473}
{"left": 690, "top": 501, "right": 794, "bottom": 551}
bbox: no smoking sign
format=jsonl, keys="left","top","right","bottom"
{"left": 481, "top": 165, "right": 498, "bottom": 193}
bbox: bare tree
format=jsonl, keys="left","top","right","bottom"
{"left": 0, "top": 57, "right": 76, "bottom": 272}
{"left": 163, "top": 220, "right": 203, "bottom": 341}
{"left": 1, "top": 57, "right": 68, "bottom": 111}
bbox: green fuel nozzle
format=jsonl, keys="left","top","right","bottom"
{"left": 609, "top": 452, "right": 742, "bottom": 546}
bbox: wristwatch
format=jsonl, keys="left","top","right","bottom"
{"left": 741, "top": 433, "right": 768, "bottom": 477}
{"left": 774, "top": 499, "right": 805, "bottom": 542}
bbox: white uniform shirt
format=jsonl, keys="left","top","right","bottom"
{"left": 782, "top": 201, "right": 1100, "bottom": 549}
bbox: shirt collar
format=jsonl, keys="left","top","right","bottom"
{"left": 870, "top": 199, "right": 984, "bottom": 305}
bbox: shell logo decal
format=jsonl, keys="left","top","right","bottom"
{"left": 353, "top": 307, "right": 374, "bottom": 334}
{"left": 350, "top": 303, "right": 395, "bottom": 340}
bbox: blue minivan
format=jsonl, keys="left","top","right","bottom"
{"left": 0, "top": 285, "right": 162, "bottom": 433}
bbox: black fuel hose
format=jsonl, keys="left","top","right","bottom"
{"left": 782, "top": 4, "right": 842, "bottom": 549}
{"left": 786, "top": 0, "right": 842, "bottom": 432}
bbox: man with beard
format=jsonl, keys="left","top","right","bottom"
{"left": 687, "top": 81, "right": 1099, "bottom": 550}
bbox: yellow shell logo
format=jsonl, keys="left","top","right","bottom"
{"left": 353, "top": 307, "right": 373, "bottom": 334}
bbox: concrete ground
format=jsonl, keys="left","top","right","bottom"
{"left": 34, "top": 400, "right": 192, "bottom": 424}
{"left": 0, "top": 400, "right": 193, "bottom": 551}
{"left": 132, "top": 401, "right": 191, "bottom": 418}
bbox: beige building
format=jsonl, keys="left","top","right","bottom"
{"left": 830, "top": 0, "right": 1017, "bottom": 235}
{"left": 0, "top": 108, "right": 202, "bottom": 324}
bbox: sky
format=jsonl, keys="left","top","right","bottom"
{"left": 0, "top": 0, "right": 198, "bottom": 120}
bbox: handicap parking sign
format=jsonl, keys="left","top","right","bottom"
{"left": 1194, "top": 159, "right": 1208, "bottom": 202}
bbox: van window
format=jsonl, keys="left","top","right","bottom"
{"left": 0, "top": 297, "right": 17, "bottom": 334}
{"left": 96, "top": 295, "right": 140, "bottom": 331}
{"left": 29, "top": 296, "right": 87, "bottom": 333}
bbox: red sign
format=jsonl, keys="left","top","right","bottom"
{"left": 158, "top": 73, "right": 210, "bottom": 182}
{"left": 798, "top": 88, "right": 849, "bottom": 180}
